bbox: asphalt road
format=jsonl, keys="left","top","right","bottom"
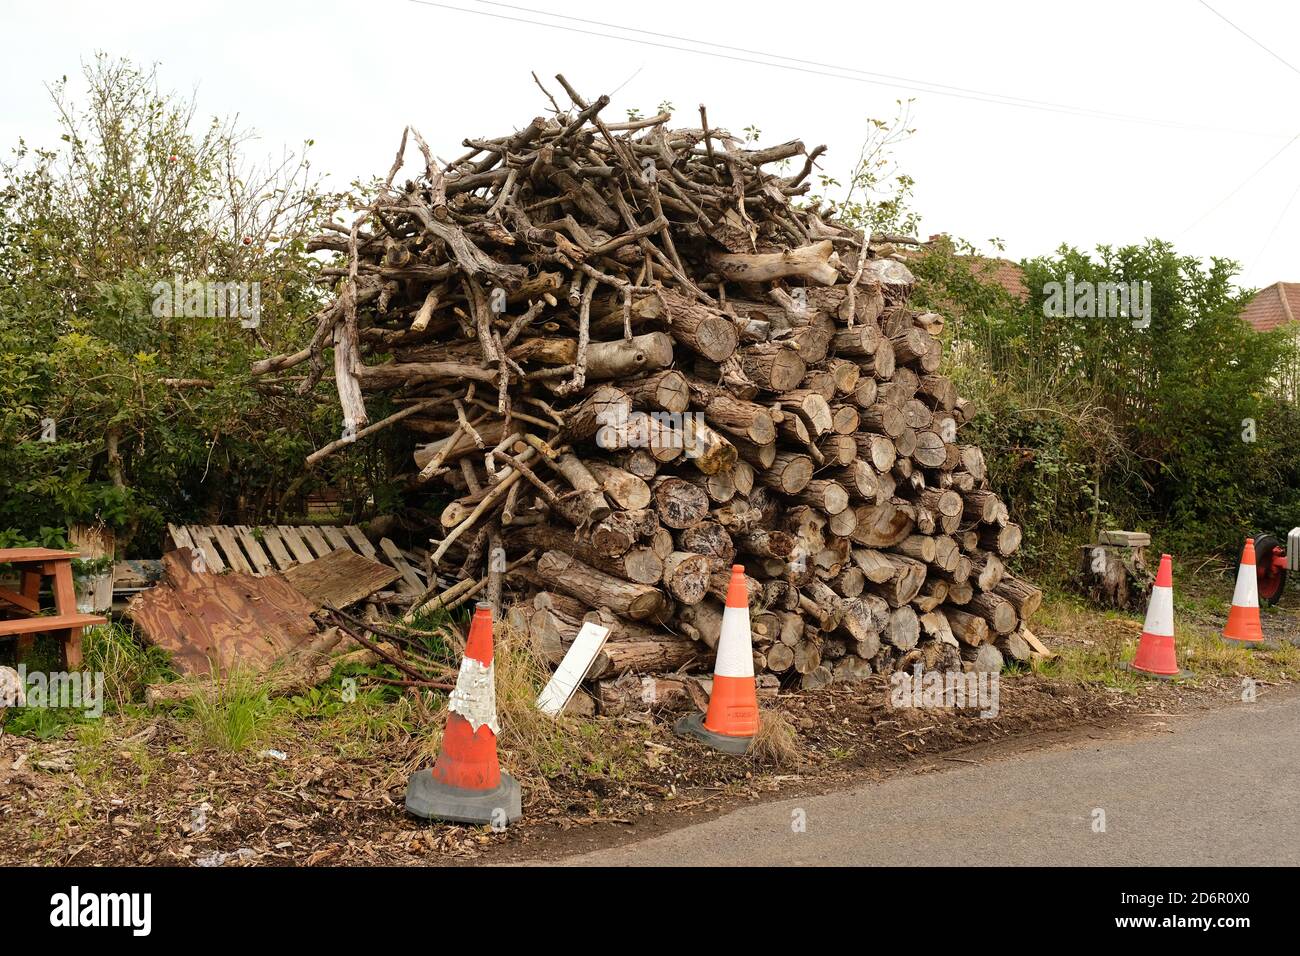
{"left": 556, "top": 688, "right": 1300, "bottom": 866}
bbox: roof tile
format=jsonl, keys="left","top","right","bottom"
{"left": 1242, "top": 282, "right": 1300, "bottom": 332}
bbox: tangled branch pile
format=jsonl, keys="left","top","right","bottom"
{"left": 258, "top": 76, "right": 1043, "bottom": 707}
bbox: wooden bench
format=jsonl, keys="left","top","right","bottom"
{"left": 0, "top": 548, "right": 106, "bottom": 669}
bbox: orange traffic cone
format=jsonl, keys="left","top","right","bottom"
{"left": 406, "top": 602, "right": 521, "bottom": 825}
{"left": 675, "top": 564, "right": 758, "bottom": 754}
{"left": 1223, "top": 537, "right": 1265, "bottom": 646}
{"left": 1128, "top": 553, "right": 1183, "bottom": 678}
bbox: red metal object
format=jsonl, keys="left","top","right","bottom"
{"left": 1253, "top": 533, "right": 1287, "bottom": 605}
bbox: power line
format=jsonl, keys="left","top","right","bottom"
{"left": 474, "top": 0, "right": 1199, "bottom": 128}
{"left": 1181, "top": 129, "right": 1300, "bottom": 235}
{"left": 408, "top": 0, "right": 1284, "bottom": 136}
{"left": 1254, "top": 176, "right": 1300, "bottom": 264}
{"left": 1197, "top": 0, "right": 1300, "bottom": 79}
{"left": 1170, "top": 4, "right": 1300, "bottom": 248}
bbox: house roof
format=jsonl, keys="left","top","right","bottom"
{"left": 972, "top": 258, "right": 1029, "bottom": 301}
{"left": 1242, "top": 282, "right": 1300, "bottom": 332}
{"left": 911, "top": 234, "right": 1030, "bottom": 302}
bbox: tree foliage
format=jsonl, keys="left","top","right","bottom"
{"left": 0, "top": 55, "right": 361, "bottom": 551}
{"left": 915, "top": 237, "right": 1298, "bottom": 567}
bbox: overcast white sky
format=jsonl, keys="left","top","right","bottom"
{"left": 2, "top": 0, "right": 1297, "bottom": 288}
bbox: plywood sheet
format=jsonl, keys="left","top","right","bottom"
{"left": 281, "top": 548, "right": 399, "bottom": 610}
{"left": 125, "top": 549, "right": 319, "bottom": 677}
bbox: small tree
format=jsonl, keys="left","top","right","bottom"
{"left": 810, "top": 100, "right": 921, "bottom": 239}
{"left": 0, "top": 55, "right": 346, "bottom": 549}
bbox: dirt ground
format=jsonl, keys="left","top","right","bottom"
{"left": 4, "top": 597, "right": 1294, "bottom": 866}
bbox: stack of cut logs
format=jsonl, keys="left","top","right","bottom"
{"left": 260, "top": 75, "right": 1043, "bottom": 707}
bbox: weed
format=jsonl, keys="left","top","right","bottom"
{"left": 182, "top": 669, "right": 285, "bottom": 752}
{"left": 750, "top": 708, "right": 800, "bottom": 768}
{"left": 84, "top": 622, "right": 174, "bottom": 713}
{"left": 2, "top": 704, "right": 86, "bottom": 739}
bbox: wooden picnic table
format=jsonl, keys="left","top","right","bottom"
{"left": 0, "top": 548, "right": 106, "bottom": 669}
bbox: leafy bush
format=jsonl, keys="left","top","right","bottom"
{"left": 914, "top": 237, "right": 1297, "bottom": 571}
{"left": 0, "top": 56, "right": 402, "bottom": 552}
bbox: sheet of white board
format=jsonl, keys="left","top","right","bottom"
{"left": 535, "top": 621, "right": 611, "bottom": 717}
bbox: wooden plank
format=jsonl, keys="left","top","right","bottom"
{"left": 210, "top": 525, "right": 254, "bottom": 574}
{"left": 277, "top": 526, "right": 317, "bottom": 565}
{"left": 0, "top": 612, "right": 106, "bottom": 637}
{"left": 112, "top": 560, "right": 163, "bottom": 593}
{"left": 379, "top": 537, "right": 424, "bottom": 594}
{"left": 168, "top": 524, "right": 196, "bottom": 551}
{"left": 50, "top": 560, "right": 84, "bottom": 669}
{"left": 342, "top": 526, "right": 378, "bottom": 559}
{"left": 298, "top": 526, "right": 335, "bottom": 559}
{"left": 125, "top": 550, "right": 318, "bottom": 678}
{"left": 320, "top": 526, "right": 352, "bottom": 553}
{"left": 186, "top": 526, "right": 225, "bottom": 573}
{"left": 0, "top": 548, "right": 80, "bottom": 561}
{"left": 0, "top": 586, "right": 39, "bottom": 614}
{"left": 400, "top": 547, "right": 429, "bottom": 582}
{"left": 1098, "top": 530, "right": 1151, "bottom": 547}
{"left": 259, "top": 527, "right": 297, "bottom": 571}
{"left": 281, "top": 549, "right": 400, "bottom": 610}
{"left": 536, "top": 620, "right": 611, "bottom": 716}
{"left": 235, "top": 526, "right": 275, "bottom": 575}
{"left": 1020, "top": 626, "right": 1056, "bottom": 660}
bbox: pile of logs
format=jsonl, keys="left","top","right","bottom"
{"left": 258, "top": 75, "right": 1043, "bottom": 703}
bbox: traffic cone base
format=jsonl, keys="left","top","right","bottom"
{"left": 405, "top": 602, "right": 522, "bottom": 826}
{"left": 673, "top": 711, "right": 753, "bottom": 755}
{"left": 1124, "top": 659, "right": 1182, "bottom": 680}
{"left": 405, "top": 766, "right": 521, "bottom": 825}
{"left": 1222, "top": 538, "right": 1265, "bottom": 646}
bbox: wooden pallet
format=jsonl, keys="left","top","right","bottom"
{"left": 165, "top": 524, "right": 426, "bottom": 596}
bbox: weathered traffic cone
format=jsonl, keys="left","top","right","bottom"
{"left": 406, "top": 602, "right": 522, "bottom": 826}
{"left": 1128, "top": 553, "right": 1183, "bottom": 678}
{"left": 675, "top": 564, "right": 758, "bottom": 754}
{"left": 1223, "top": 537, "right": 1265, "bottom": 646}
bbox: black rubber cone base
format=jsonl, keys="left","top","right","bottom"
{"left": 1221, "top": 636, "right": 1270, "bottom": 649}
{"left": 405, "top": 769, "right": 522, "bottom": 827}
{"left": 673, "top": 711, "right": 753, "bottom": 755}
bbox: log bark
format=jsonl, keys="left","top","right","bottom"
{"left": 961, "top": 642, "right": 1004, "bottom": 674}
{"left": 584, "top": 460, "right": 652, "bottom": 510}
{"left": 758, "top": 452, "right": 814, "bottom": 494}
{"left": 980, "top": 523, "right": 1022, "bottom": 557}
{"left": 944, "top": 606, "right": 989, "bottom": 646}
{"left": 739, "top": 342, "right": 806, "bottom": 392}
{"left": 653, "top": 477, "right": 710, "bottom": 529}
{"left": 662, "top": 551, "right": 715, "bottom": 605}
{"left": 537, "top": 550, "right": 670, "bottom": 621}
{"left": 994, "top": 573, "right": 1043, "bottom": 619}
{"left": 711, "top": 240, "right": 840, "bottom": 285}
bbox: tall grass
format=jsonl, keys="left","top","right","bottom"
{"left": 83, "top": 622, "right": 174, "bottom": 713}
{"left": 183, "top": 669, "right": 285, "bottom": 752}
